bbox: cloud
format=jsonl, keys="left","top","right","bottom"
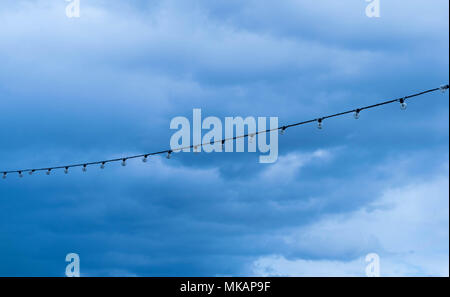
{"left": 250, "top": 169, "right": 449, "bottom": 276}
{"left": 259, "top": 149, "right": 332, "bottom": 183}
{"left": 0, "top": 0, "right": 448, "bottom": 276}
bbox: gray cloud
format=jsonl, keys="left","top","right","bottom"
{"left": 0, "top": 0, "right": 448, "bottom": 276}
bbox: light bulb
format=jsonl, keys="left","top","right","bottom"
{"left": 18, "top": 171, "right": 23, "bottom": 178}
{"left": 29, "top": 170, "right": 34, "bottom": 176}
{"left": 65, "top": 167, "right": 69, "bottom": 174}
{"left": 279, "top": 127, "right": 286, "bottom": 135}
{"left": 317, "top": 119, "right": 323, "bottom": 129}
{"left": 100, "top": 162, "right": 105, "bottom": 169}
{"left": 221, "top": 140, "right": 225, "bottom": 150}
{"left": 46, "top": 169, "right": 51, "bottom": 175}
{"left": 354, "top": 109, "right": 360, "bottom": 119}
{"left": 249, "top": 134, "right": 255, "bottom": 143}
{"left": 121, "top": 159, "right": 127, "bottom": 166}
{"left": 142, "top": 155, "right": 148, "bottom": 163}
{"left": 2, "top": 173, "right": 6, "bottom": 179}
{"left": 440, "top": 84, "right": 448, "bottom": 93}
{"left": 166, "top": 151, "right": 172, "bottom": 159}
{"left": 400, "top": 98, "right": 407, "bottom": 110}
{"left": 194, "top": 145, "right": 199, "bottom": 153}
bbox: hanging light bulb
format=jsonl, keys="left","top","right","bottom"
{"left": 279, "top": 126, "right": 286, "bottom": 135}
{"left": 249, "top": 133, "right": 255, "bottom": 143}
{"left": 65, "top": 167, "right": 69, "bottom": 174}
{"left": 221, "top": 140, "right": 225, "bottom": 150}
{"left": 29, "top": 170, "right": 35, "bottom": 176}
{"left": 166, "top": 150, "right": 172, "bottom": 159}
{"left": 440, "top": 84, "right": 449, "bottom": 93}
{"left": 82, "top": 165, "right": 87, "bottom": 172}
{"left": 317, "top": 118, "right": 323, "bottom": 129}
{"left": 399, "top": 98, "right": 407, "bottom": 110}
{"left": 2, "top": 172, "right": 6, "bottom": 179}
{"left": 100, "top": 162, "right": 106, "bottom": 169}
{"left": 354, "top": 109, "right": 361, "bottom": 119}
{"left": 46, "top": 169, "right": 51, "bottom": 175}
{"left": 142, "top": 155, "right": 148, "bottom": 163}
{"left": 194, "top": 145, "right": 199, "bottom": 153}
{"left": 121, "top": 159, "right": 127, "bottom": 166}
{"left": 18, "top": 171, "right": 23, "bottom": 178}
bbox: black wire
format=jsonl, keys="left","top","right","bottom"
{"left": 2, "top": 84, "right": 448, "bottom": 175}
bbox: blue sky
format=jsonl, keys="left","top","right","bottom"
{"left": 0, "top": 0, "right": 448, "bottom": 276}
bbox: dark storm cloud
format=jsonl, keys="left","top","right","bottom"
{"left": 0, "top": 0, "right": 448, "bottom": 276}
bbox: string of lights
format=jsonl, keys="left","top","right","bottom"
{"left": 2, "top": 84, "right": 449, "bottom": 179}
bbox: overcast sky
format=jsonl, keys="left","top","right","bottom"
{"left": 0, "top": 0, "right": 448, "bottom": 276}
